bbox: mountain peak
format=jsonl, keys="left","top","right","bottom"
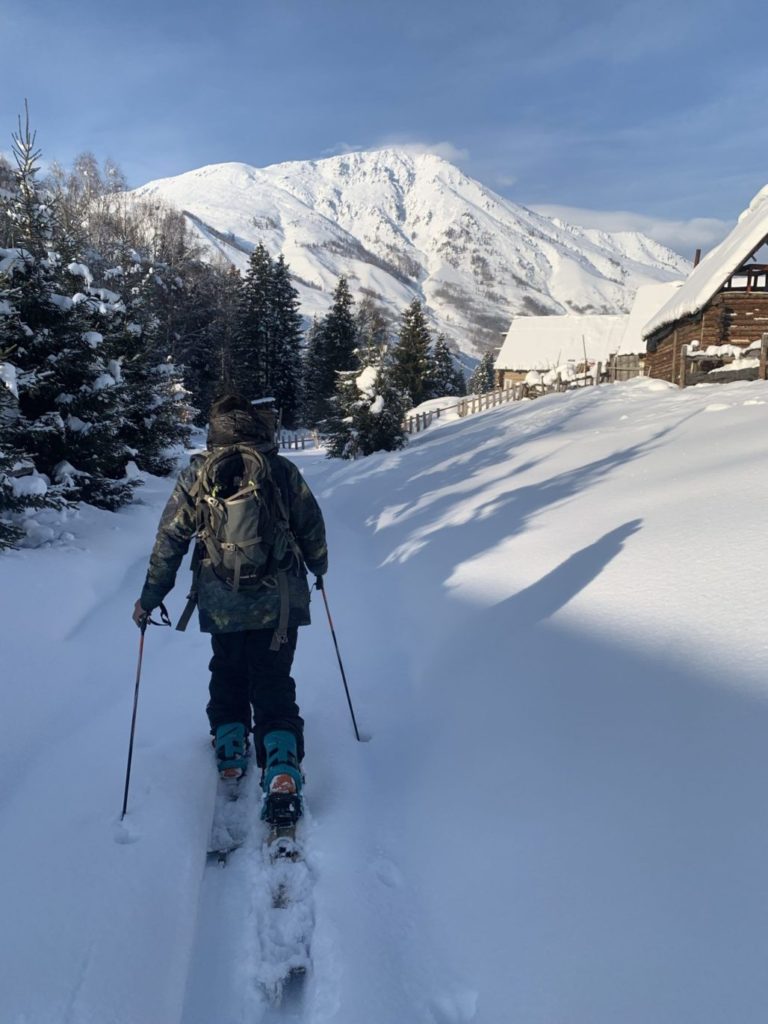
{"left": 134, "top": 150, "right": 689, "bottom": 359}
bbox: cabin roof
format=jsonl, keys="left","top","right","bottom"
{"left": 495, "top": 314, "right": 627, "bottom": 371}
{"left": 643, "top": 186, "right": 768, "bottom": 340}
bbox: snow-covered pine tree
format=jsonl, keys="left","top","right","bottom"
{"left": 303, "top": 276, "right": 357, "bottom": 427}
{"left": 233, "top": 243, "right": 274, "bottom": 402}
{"left": 105, "top": 257, "right": 191, "bottom": 476}
{"left": 0, "top": 356, "right": 51, "bottom": 547}
{"left": 0, "top": 154, "right": 15, "bottom": 249}
{"left": 323, "top": 368, "right": 360, "bottom": 459}
{"left": 468, "top": 351, "right": 497, "bottom": 394}
{"left": 0, "top": 109, "right": 134, "bottom": 510}
{"left": 431, "top": 333, "right": 466, "bottom": 397}
{"left": 391, "top": 298, "right": 436, "bottom": 408}
{"left": 270, "top": 255, "right": 303, "bottom": 429}
{"left": 325, "top": 344, "right": 407, "bottom": 459}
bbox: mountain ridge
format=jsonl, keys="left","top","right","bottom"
{"left": 133, "top": 148, "right": 690, "bottom": 358}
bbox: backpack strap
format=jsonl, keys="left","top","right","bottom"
{"left": 270, "top": 569, "right": 291, "bottom": 651}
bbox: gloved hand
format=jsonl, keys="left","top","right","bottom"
{"left": 132, "top": 599, "right": 150, "bottom": 628}
{"left": 315, "top": 575, "right": 324, "bottom": 591}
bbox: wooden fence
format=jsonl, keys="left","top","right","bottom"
{"left": 279, "top": 431, "right": 319, "bottom": 450}
{"left": 403, "top": 370, "right": 604, "bottom": 435}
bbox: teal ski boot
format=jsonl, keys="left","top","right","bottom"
{"left": 261, "top": 729, "right": 303, "bottom": 826}
{"left": 214, "top": 722, "right": 248, "bottom": 780}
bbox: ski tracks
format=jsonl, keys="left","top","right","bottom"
{"left": 180, "top": 773, "right": 316, "bottom": 1024}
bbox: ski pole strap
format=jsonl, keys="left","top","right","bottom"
{"left": 146, "top": 602, "right": 171, "bottom": 628}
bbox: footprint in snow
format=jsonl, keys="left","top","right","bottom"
{"left": 704, "top": 403, "right": 730, "bottom": 412}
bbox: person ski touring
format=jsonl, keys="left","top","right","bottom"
{"left": 132, "top": 393, "right": 328, "bottom": 824}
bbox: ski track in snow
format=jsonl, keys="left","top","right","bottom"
{"left": 3, "top": 378, "right": 768, "bottom": 1022}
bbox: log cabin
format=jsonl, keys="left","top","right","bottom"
{"left": 644, "top": 188, "right": 768, "bottom": 383}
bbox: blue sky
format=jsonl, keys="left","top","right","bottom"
{"left": 2, "top": 0, "right": 767, "bottom": 255}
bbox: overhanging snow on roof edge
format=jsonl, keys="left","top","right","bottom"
{"left": 643, "top": 186, "right": 768, "bottom": 340}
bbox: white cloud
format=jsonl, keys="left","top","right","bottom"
{"left": 531, "top": 203, "right": 733, "bottom": 258}
{"left": 321, "top": 141, "right": 363, "bottom": 157}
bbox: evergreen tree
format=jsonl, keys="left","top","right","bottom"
{"left": 325, "top": 345, "right": 407, "bottom": 459}
{"left": 303, "top": 276, "right": 357, "bottom": 426}
{"left": 233, "top": 243, "right": 273, "bottom": 402}
{"left": 0, "top": 109, "right": 134, "bottom": 510}
{"left": 270, "top": 255, "right": 303, "bottom": 429}
{"left": 105, "top": 258, "right": 191, "bottom": 476}
{"left": 355, "top": 295, "right": 391, "bottom": 363}
{"left": 468, "top": 351, "right": 497, "bottom": 394}
{"left": 431, "top": 334, "right": 466, "bottom": 397}
{"left": 391, "top": 299, "right": 435, "bottom": 408}
{"left": 176, "top": 260, "right": 241, "bottom": 424}
{"left": 0, "top": 357, "right": 51, "bottom": 547}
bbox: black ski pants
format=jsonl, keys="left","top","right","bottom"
{"left": 207, "top": 627, "right": 304, "bottom": 766}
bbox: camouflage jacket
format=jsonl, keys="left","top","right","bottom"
{"left": 139, "top": 451, "right": 328, "bottom": 634}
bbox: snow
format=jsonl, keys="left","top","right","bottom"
{"left": 83, "top": 330, "right": 103, "bottom": 348}
{"left": 67, "top": 262, "right": 94, "bottom": 285}
{"left": 10, "top": 470, "right": 48, "bottom": 497}
{"left": 131, "top": 150, "right": 689, "bottom": 360}
{"left": 620, "top": 280, "right": 683, "bottom": 352}
{"left": 355, "top": 365, "right": 377, "bottom": 398}
{"left": 3, "top": 379, "right": 768, "bottom": 1021}
{"left": 1, "top": 360, "right": 18, "bottom": 398}
{"left": 496, "top": 313, "right": 627, "bottom": 370}
{"left": 644, "top": 181, "right": 768, "bottom": 340}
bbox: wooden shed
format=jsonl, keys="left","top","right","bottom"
{"left": 644, "top": 188, "right": 768, "bottom": 383}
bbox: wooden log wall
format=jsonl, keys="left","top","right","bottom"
{"left": 647, "top": 292, "right": 768, "bottom": 383}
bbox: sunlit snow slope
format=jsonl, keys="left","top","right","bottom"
{"left": 133, "top": 149, "right": 690, "bottom": 358}
{"left": 2, "top": 377, "right": 768, "bottom": 1023}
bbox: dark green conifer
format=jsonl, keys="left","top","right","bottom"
{"left": 391, "top": 299, "right": 435, "bottom": 408}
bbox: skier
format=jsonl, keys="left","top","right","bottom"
{"left": 132, "top": 393, "right": 328, "bottom": 822}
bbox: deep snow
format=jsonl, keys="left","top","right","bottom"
{"left": 2, "top": 377, "right": 768, "bottom": 1023}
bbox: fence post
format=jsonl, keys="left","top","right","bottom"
{"left": 595, "top": 362, "right": 602, "bottom": 386}
{"left": 680, "top": 345, "right": 688, "bottom": 388}
{"left": 761, "top": 334, "right": 768, "bottom": 381}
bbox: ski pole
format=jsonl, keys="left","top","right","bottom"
{"left": 316, "top": 579, "right": 363, "bottom": 742}
{"left": 121, "top": 604, "right": 170, "bottom": 820}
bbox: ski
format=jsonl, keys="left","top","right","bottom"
{"left": 258, "top": 799, "right": 313, "bottom": 1007}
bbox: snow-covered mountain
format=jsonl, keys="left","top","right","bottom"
{"left": 134, "top": 149, "right": 690, "bottom": 358}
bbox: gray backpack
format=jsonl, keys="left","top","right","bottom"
{"left": 177, "top": 444, "right": 300, "bottom": 648}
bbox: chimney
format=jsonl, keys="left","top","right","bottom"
{"left": 693, "top": 248, "right": 702, "bottom": 267}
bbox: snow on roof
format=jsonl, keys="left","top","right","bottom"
{"left": 495, "top": 314, "right": 627, "bottom": 371}
{"left": 643, "top": 185, "right": 768, "bottom": 340}
{"left": 622, "top": 281, "right": 684, "bottom": 352}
